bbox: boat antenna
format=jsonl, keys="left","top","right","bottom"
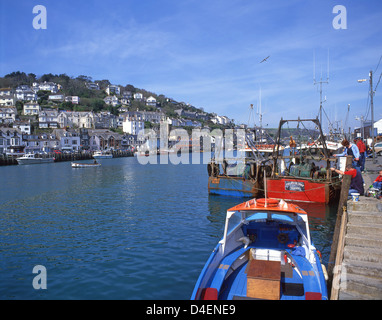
{"left": 313, "top": 49, "right": 330, "bottom": 127}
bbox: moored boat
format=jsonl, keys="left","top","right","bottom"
{"left": 208, "top": 128, "right": 277, "bottom": 198}
{"left": 266, "top": 118, "right": 341, "bottom": 204}
{"left": 191, "top": 197, "right": 328, "bottom": 300}
{"left": 16, "top": 153, "right": 55, "bottom": 165}
{"left": 93, "top": 150, "right": 113, "bottom": 159}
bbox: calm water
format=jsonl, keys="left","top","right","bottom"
{"left": 0, "top": 156, "right": 337, "bottom": 300}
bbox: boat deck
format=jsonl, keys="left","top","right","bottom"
{"left": 213, "top": 244, "right": 324, "bottom": 300}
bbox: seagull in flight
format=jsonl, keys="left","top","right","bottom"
{"left": 260, "top": 56, "right": 270, "bottom": 63}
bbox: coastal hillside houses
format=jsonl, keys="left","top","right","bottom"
{"left": 0, "top": 94, "right": 15, "bottom": 107}
{"left": 86, "top": 82, "right": 100, "bottom": 90}
{"left": 170, "top": 118, "right": 202, "bottom": 128}
{"left": 174, "top": 108, "right": 209, "bottom": 121}
{"left": 146, "top": 96, "right": 157, "bottom": 107}
{"left": 48, "top": 94, "right": 65, "bottom": 102}
{"left": 88, "top": 129, "right": 124, "bottom": 150}
{"left": 0, "top": 128, "right": 23, "bottom": 155}
{"left": 0, "top": 107, "right": 17, "bottom": 124}
{"left": 121, "top": 110, "right": 165, "bottom": 124}
{"left": 15, "top": 85, "right": 38, "bottom": 101}
{"left": 39, "top": 109, "right": 59, "bottom": 129}
{"left": 13, "top": 120, "right": 32, "bottom": 135}
{"left": 32, "top": 81, "right": 60, "bottom": 93}
{"left": 53, "top": 129, "right": 81, "bottom": 152}
{"left": 211, "top": 115, "right": 232, "bottom": 125}
{"left": 133, "top": 92, "right": 143, "bottom": 101}
{"left": 104, "top": 95, "right": 119, "bottom": 106}
{"left": 0, "top": 88, "right": 13, "bottom": 96}
{"left": 95, "top": 111, "right": 118, "bottom": 129}
{"left": 23, "top": 132, "right": 60, "bottom": 153}
{"left": 23, "top": 102, "right": 41, "bottom": 116}
{"left": 106, "top": 85, "right": 120, "bottom": 96}
{"left": 123, "top": 116, "right": 145, "bottom": 136}
{"left": 64, "top": 96, "right": 80, "bottom": 105}
{"left": 58, "top": 111, "right": 96, "bottom": 129}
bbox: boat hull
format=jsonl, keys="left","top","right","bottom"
{"left": 93, "top": 155, "right": 113, "bottom": 159}
{"left": 16, "top": 158, "right": 54, "bottom": 165}
{"left": 208, "top": 176, "right": 262, "bottom": 198}
{"left": 266, "top": 178, "right": 335, "bottom": 204}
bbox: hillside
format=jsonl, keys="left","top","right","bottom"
{"left": 0, "top": 71, "right": 215, "bottom": 122}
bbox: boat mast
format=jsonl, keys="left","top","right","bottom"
{"left": 313, "top": 50, "right": 329, "bottom": 127}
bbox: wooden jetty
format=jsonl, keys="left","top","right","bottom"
{"left": 328, "top": 157, "right": 382, "bottom": 300}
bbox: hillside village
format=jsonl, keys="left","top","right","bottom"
{"left": 0, "top": 72, "right": 235, "bottom": 155}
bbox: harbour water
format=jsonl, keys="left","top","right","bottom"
{"left": 0, "top": 155, "right": 337, "bottom": 300}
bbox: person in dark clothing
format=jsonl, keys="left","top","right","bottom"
{"left": 331, "top": 164, "right": 364, "bottom": 197}
{"left": 355, "top": 138, "right": 366, "bottom": 172}
{"left": 334, "top": 139, "right": 360, "bottom": 169}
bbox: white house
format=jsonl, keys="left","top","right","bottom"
{"left": 106, "top": 85, "right": 120, "bottom": 96}
{"left": 211, "top": 115, "right": 231, "bottom": 125}
{"left": 86, "top": 82, "right": 100, "bottom": 90}
{"left": 123, "top": 116, "right": 145, "bottom": 135}
{"left": 0, "top": 88, "right": 13, "bottom": 96}
{"left": 146, "top": 96, "right": 157, "bottom": 107}
{"left": 33, "top": 81, "right": 59, "bottom": 93}
{"left": 56, "top": 130, "right": 81, "bottom": 151}
{"left": 23, "top": 133, "right": 60, "bottom": 153}
{"left": 13, "top": 120, "right": 32, "bottom": 135}
{"left": 65, "top": 96, "right": 80, "bottom": 105}
{"left": 39, "top": 109, "right": 59, "bottom": 128}
{"left": 133, "top": 92, "right": 143, "bottom": 101}
{"left": 48, "top": 94, "right": 65, "bottom": 102}
{"left": 57, "top": 111, "right": 95, "bottom": 129}
{"left": 23, "top": 102, "right": 41, "bottom": 115}
{"left": 0, "top": 128, "right": 23, "bottom": 155}
{"left": 0, "top": 95, "right": 15, "bottom": 107}
{"left": 15, "top": 85, "right": 38, "bottom": 101}
{"left": 104, "top": 95, "right": 119, "bottom": 107}
{"left": 0, "top": 107, "right": 17, "bottom": 124}
{"left": 374, "top": 119, "right": 382, "bottom": 135}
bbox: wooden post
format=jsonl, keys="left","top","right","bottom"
{"left": 330, "top": 207, "right": 348, "bottom": 300}
{"left": 327, "top": 170, "right": 351, "bottom": 296}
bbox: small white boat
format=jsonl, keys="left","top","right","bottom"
{"left": 71, "top": 162, "right": 101, "bottom": 168}
{"left": 16, "top": 153, "right": 55, "bottom": 165}
{"left": 93, "top": 150, "right": 113, "bottom": 159}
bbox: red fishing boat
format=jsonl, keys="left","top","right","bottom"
{"left": 265, "top": 118, "right": 341, "bottom": 204}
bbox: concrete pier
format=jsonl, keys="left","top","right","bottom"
{"left": 330, "top": 157, "right": 382, "bottom": 300}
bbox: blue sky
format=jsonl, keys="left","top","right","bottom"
{"left": 0, "top": 0, "right": 381, "bottom": 130}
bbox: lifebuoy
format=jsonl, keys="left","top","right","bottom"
{"left": 257, "top": 198, "right": 279, "bottom": 207}
{"left": 278, "top": 233, "right": 289, "bottom": 244}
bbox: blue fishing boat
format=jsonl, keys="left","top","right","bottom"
{"left": 191, "top": 198, "right": 328, "bottom": 300}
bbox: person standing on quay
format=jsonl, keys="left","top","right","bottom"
{"left": 334, "top": 139, "right": 361, "bottom": 169}
{"left": 355, "top": 138, "right": 367, "bottom": 173}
